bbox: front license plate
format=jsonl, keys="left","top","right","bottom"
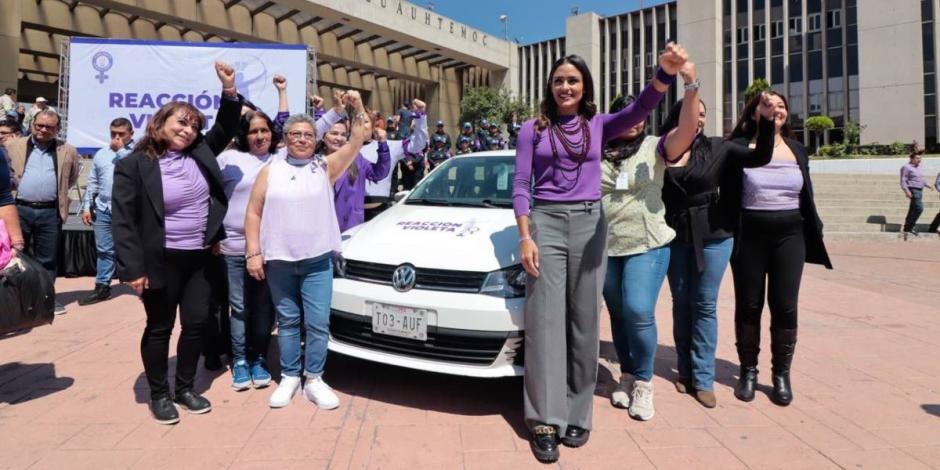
{"left": 371, "top": 303, "right": 429, "bottom": 341}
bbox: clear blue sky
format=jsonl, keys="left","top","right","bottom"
{"left": 426, "top": 0, "right": 671, "bottom": 44}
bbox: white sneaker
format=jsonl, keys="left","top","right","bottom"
{"left": 611, "top": 373, "right": 635, "bottom": 409}
{"left": 303, "top": 376, "right": 339, "bottom": 410}
{"left": 628, "top": 380, "right": 655, "bottom": 421}
{"left": 269, "top": 375, "right": 301, "bottom": 408}
{"left": 54, "top": 302, "right": 67, "bottom": 315}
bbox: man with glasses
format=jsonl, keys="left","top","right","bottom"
{"left": 78, "top": 118, "right": 134, "bottom": 306}
{"left": 5, "top": 109, "right": 80, "bottom": 314}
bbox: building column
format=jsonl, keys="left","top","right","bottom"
{"left": 678, "top": 0, "right": 723, "bottom": 137}
{"left": 566, "top": 12, "right": 602, "bottom": 105}
{"left": 0, "top": 1, "right": 22, "bottom": 92}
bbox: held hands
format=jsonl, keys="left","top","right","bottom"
{"left": 411, "top": 99, "right": 426, "bottom": 113}
{"left": 215, "top": 61, "right": 236, "bottom": 89}
{"left": 310, "top": 94, "right": 324, "bottom": 109}
{"left": 331, "top": 89, "right": 346, "bottom": 112}
{"left": 679, "top": 62, "right": 697, "bottom": 87}
{"left": 247, "top": 255, "right": 265, "bottom": 281}
{"left": 375, "top": 128, "right": 387, "bottom": 142}
{"left": 520, "top": 239, "right": 540, "bottom": 278}
{"left": 80, "top": 210, "right": 92, "bottom": 225}
{"left": 128, "top": 276, "right": 149, "bottom": 295}
{"left": 345, "top": 90, "right": 364, "bottom": 112}
{"left": 755, "top": 92, "right": 776, "bottom": 122}
{"left": 658, "top": 42, "right": 688, "bottom": 76}
{"left": 349, "top": 110, "right": 368, "bottom": 145}
{"left": 273, "top": 74, "right": 287, "bottom": 91}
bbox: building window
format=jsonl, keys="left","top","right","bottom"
{"left": 826, "top": 10, "right": 842, "bottom": 29}
{"left": 808, "top": 13, "right": 822, "bottom": 31}
{"left": 789, "top": 17, "right": 803, "bottom": 34}
{"left": 737, "top": 27, "right": 749, "bottom": 44}
{"left": 646, "top": 52, "right": 653, "bottom": 66}
{"left": 772, "top": 20, "right": 785, "bottom": 38}
{"left": 755, "top": 24, "right": 767, "bottom": 41}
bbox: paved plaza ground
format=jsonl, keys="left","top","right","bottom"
{"left": 0, "top": 240, "right": 938, "bottom": 469}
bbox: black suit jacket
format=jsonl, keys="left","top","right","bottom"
{"left": 111, "top": 95, "right": 241, "bottom": 289}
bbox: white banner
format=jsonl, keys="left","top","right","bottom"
{"left": 66, "top": 38, "right": 309, "bottom": 153}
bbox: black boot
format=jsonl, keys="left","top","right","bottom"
{"left": 78, "top": 284, "right": 112, "bottom": 306}
{"left": 770, "top": 328, "right": 798, "bottom": 406}
{"left": 734, "top": 322, "right": 761, "bottom": 402}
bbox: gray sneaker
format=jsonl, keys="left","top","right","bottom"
{"left": 628, "top": 380, "right": 655, "bottom": 421}
{"left": 611, "top": 373, "right": 635, "bottom": 409}
{"left": 54, "top": 302, "right": 67, "bottom": 315}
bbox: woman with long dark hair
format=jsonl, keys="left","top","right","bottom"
{"left": 513, "top": 44, "right": 686, "bottom": 463}
{"left": 728, "top": 92, "right": 832, "bottom": 406}
{"left": 658, "top": 83, "right": 777, "bottom": 409}
{"left": 112, "top": 61, "right": 242, "bottom": 424}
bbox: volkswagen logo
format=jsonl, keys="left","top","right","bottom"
{"left": 391, "top": 264, "right": 417, "bottom": 292}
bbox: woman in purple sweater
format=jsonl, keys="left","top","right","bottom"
{"left": 512, "top": 44, "right": 687, "bottom": 463}
{"left": 327, "top": 118, "right": 391, "bottom": 232}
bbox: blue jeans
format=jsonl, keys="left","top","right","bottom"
{"left": 603, "top": 246, "right": 670, "bottom": 382}
{"left": 16, "top": 205, "right": 60, "bottom": 282}
{"left": 224, "top": 255, "right": 275, "bottom": 363}
{"left": 265, "top": 253, "right": 333, "bottom": 378}
{"left": 92, "top": 209, "right": 115, "bottom": 285}
{"left": 667, "top": 237, "right": 733, "bottom": 391}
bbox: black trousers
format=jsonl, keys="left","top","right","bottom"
{"left": 903, "top": 188, "right": 924, "bottom": 232}
{"left": 140, "top": 248, "right": 212, "bottom": 399}
{"left": 731, "top": 209, "right": 805, "bottom": 333}
{"left": 399, "top": 163, "right": 425, "bottom": 190}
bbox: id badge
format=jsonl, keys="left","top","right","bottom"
{"left": 615, "top": 172, "right": 630, "bottom": 191}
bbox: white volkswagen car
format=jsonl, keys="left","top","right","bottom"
{"left": 329, "top": 150, "right": 526, "bottom": 377}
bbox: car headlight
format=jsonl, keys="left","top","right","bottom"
{"left": 480, "top": 265, "right": 527, "bottom": 298}
{"left": 332, "top": 255, "right": 347, "bottom": 278}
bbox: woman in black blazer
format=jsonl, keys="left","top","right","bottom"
{"left": 112, "top": 61, "right": 241, "bottom": 425}
{"left": 727, "top": 91, "right": 832, "bottom": 408}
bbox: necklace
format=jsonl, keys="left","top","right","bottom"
{"left": 546, "top": 116, "right": 592, "bottom": 191}
{"left": 286, "top": 156, "right": 312, "bottom": 181}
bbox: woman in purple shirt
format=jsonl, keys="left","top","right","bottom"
{"left": 513, "top": 45, "right": 687, "bottom": 463}
{"left": 325, "top": 119, "right": 391, "bottom": 232}
{"left": 727, "top": 92, "right": 832, "bottom": 407}
{"left": 112, "top": 61, "right": 242, "bottom": 425}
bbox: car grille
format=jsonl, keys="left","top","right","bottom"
{"left": 344, "top": 260, "right": 488, "bottom": 293}
{"left": 330, "top": 310, "right": 519, "bottom": 365}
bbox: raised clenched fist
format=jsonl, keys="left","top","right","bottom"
{"left": 658, "top": 42, "right": 688, "bottom": 76}
{"left": 272, "top": 74, "right": 287, "bottom": 91}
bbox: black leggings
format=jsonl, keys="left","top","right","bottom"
{"left": 732, "top": 210, "right": 805, "bottom": 332}
{"left": 140, "top": 248, "right": 212, "bottom": 399}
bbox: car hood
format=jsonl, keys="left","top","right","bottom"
{"left": 341, "top": 203, "right": 521, "bottom": 272}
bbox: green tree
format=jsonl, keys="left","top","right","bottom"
{"left": 460, "top": 86, "right": 533, "bottom": 128}
{"left": 744, "top": 78, "right": 772, "bottom": 104}
{"left": 805, "top": 115, "right": 835, "bottom": 154}
{"left": 843, "top": 119, "right": 865, "bottom": 146}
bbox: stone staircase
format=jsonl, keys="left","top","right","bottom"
{"left": 812, "top": 173, "right": 940, "bottom": 241}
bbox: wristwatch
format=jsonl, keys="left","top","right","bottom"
{"left": 684, "top": 80, "right": 701, "bottom": 91}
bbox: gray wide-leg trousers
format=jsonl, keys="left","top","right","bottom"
{"left": 523, "top": 200, "right": 607, "bottom": 435}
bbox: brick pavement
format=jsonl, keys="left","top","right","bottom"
{"left": 1, "top": 240, "right": 938, "bottom": 469}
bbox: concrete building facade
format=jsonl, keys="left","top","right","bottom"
{"left": 518, "top": 0, "right": 934, "bottom": 150}
{"left": 1, "top": 0, "right": 515, "bottom": 138}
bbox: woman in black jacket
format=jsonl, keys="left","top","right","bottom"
{"left": 727, "top": 92, "right": 832, "bottom": 407}
{"left": 112, "top": 61, "right": 241, "bottom": 425}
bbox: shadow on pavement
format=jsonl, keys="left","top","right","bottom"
{"left": 131, "top": 355, "right": 228, "bottom": 404}
{"left": 0, "top": 362, "right": 75, "bottom": 404}
{"left": 597, "top": 341, "right": 743, "bottom": 394}
{"left": 324, "top": 352, "right": 529, "bottom": 439}
{"left": 922, "top": 404, "right": 940, "bottom": 418}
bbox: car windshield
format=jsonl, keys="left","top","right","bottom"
{"left": 406, "top": 155, "right": 515, "bottom": 208}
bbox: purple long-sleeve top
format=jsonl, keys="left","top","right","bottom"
{"left": 512, "top": 80, "right": 669, "bottom": 217}
{"left": 334, "top": 142, "right": 391, "bottom": 232}
{"left": 900, "top": 162, "right": 926, "bottom": 192}
{"left": 160, "top": 149, "right": 210, "bottom": 250}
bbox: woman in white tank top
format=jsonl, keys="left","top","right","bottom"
{"left": 243, "top": 95, "right": 367, "bottom": 410}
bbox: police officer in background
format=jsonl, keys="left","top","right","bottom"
{"left": 455, "top": 138, "right": 473, "bottom": 155}
{"left": 397, "top": 100, "right": 413, "bottom": 139}
{"left": 476, "top": 118, "right": 489, "bottom": 150}
{"left": 507, "top": 112, "right": 522, "bottom": 149}
{"left": 427, "top": 134, "right": 451, "bottom": 170}
{"left": 484, "top": 122, "right": 506, "bottom": 150}
{"left": 385, "top": 116, "right": 399, "bottom": 141}
{"left": 458, "top": 122, "right": 480, "bottom": 152}
{"left": 433, "top": 120, "right": 451, "bottom": 151}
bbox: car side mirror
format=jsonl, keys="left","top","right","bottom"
{"left": 394, "top": 190, "right": 411, "bottom": 203}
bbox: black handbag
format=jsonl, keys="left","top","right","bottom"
{"left": 0, "top": 251, "right": 56, "bottom": 335}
